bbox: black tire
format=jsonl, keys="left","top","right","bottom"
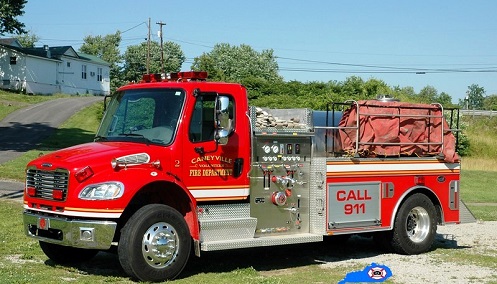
{"left": 39, "top": 241, "right": 99, "bottom": 264}
{"left": 118, "top": 204, "right": 191, "bottom": 282}
{"left": 390, "top": 193, "right": 437, "bottom": 255}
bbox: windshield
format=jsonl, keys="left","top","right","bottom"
{"left": 96, "top": 88, "right": 185, "bottom": 145}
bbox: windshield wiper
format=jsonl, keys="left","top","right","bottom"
{"left": 117, "top": 133, "right": 152, "bottom": 144}
{"left": 94, "top": 135, "right": 108, "bottom": 142}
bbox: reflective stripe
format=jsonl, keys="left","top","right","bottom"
{"left": 189, "top": 187, "right": 250, "bottom": 199}
{"left": 23, "top": 204, "right": 122, "bottom": 218}
{"left": 327, "top": 161, "right": 460, "bottom": 173}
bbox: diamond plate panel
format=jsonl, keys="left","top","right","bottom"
{"left": 201, "top": 233, "right": 323, "bottom": 251}
{"left": 309, "top": 157, "right": 326, "bottom": 234}
{"left": 199, "top": 218, "right": 257, "bottom": 242}
{"left": 197, "top": 203, "right": 250, "bottom": 221}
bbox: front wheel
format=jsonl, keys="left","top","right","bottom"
{"left": 118, "top": 204, "right": 191, "bottom": 282}
{"left": 389, "top": 193, "right": 437, "bottom": 255}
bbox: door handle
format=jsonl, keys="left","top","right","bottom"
{"left": 233, "top": 158, "right": 243, "bottom": 178}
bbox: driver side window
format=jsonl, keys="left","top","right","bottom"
{"left": 189, "top": 95, "right": 234, "bottom": 142}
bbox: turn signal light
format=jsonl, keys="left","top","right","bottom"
{"left": 27, "top": 186, "right": 36, "bottom": 197}
{"left": 75, "top": 166, "right": 94, "bottom": 183}
{"left": 52, "top": 189, "right": 64, "bottom": 200}
{"left": 415, "top": 176, "right": 425, "bottom": 185}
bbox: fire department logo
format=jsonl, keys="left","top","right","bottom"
{"left": 338, "top": 262, "right": 392, "bottom": 283}
{"left": 368, "top": 266, "right": 387, "bottom": 280}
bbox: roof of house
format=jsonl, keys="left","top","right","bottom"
{"left": 0, "top": 38, "right": 110, "bottom": 66}
{"left": 0, "top": 38, "right": 22, "bottom": 47}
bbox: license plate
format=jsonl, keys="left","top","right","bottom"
{"left": 38, "top": 217, "right": 50, "bottom": 230}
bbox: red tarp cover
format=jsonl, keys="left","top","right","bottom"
{"left": 338, "top": 100, "right": 460, "bottom": 163}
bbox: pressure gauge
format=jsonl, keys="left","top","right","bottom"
{"left": 271, "top": 145, "right": 279, "bottom": 153}
{"left": 262, "top": 145, "right": 271, "bottom": 154}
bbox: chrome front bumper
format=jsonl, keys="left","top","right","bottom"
{"left": 23, "top": 211, "right": 117, "bottom": 250}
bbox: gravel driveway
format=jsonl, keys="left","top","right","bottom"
{"left": 320, "top": 221, "right": 497, "bottom": 283}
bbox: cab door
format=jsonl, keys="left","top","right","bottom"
{"left": 181, "top": 92, "right": 249, "bottom": 201}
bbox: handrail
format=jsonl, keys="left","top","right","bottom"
{"left": 321, "top": 100, "right": 460, "bottom": 158}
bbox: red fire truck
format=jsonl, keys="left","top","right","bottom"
{"left": 24, "top": 71, "right": 464, "bottom": 282}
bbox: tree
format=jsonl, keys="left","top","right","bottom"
{"left": 80, "top": 31, "right": 123, "bottom": 92}
{"left": 123, "top": 41, "right": 185, "bottom": 83}
{"left": 364, "top": 78, "right": 390, "bottom": 99}
{"left": 340, "top": 76, "right": 367, "bottom": 99}
{"left": 483, "top": 94, "right": 497, "bottom": 111}
{"left": 191, "top": 43, "right": 282, "bottom": 82}
{"left": 418, "top": 85, "right": 438, "bottom": 103}
{"left": 465, "top": 84, "right": 485, "bottom": 110}
{"left": 436, "top": 92, "right": 453, "bottom": 107}
{"left": 0, "top": 0, "right": 26, "bottom": 35}
{"left": 15, "top": 30, "right": 39, "bottom": 47}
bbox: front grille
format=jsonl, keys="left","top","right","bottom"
{"left": 26, "top": 168, "right": 69, "bottom": 201}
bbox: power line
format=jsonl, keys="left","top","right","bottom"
{"left": 121, "top": 22, "right": 146, "bottom": 34}
{"left": 278, "top": 67, "right": 497, "bottom": 74}
{"left": 276, "top": 56, "right": 497, "bottom": 74}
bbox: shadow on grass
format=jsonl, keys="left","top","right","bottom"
{"left": 39, "top": 233, "right": 473, "bottom": 281}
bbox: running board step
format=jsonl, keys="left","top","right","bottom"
{"left": 201, "top": 233, "right": 323, "bottom": 251}
{"left": 199, "top": 217, "right": 257, "bottom": 242}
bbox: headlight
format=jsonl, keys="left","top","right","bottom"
{"left": 79, "top": 182, "right": 124, "bottom": 200}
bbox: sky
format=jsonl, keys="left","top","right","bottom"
{"left": 10, "top": 0, "right": 497, "bottom": 102}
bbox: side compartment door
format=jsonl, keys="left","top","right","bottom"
{"left": 327, "top": 182, "right": 381, "bottom": 230}
{"left": 182, "top": 93, "right": 249, "bottom": 201}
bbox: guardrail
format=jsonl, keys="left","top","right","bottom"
{"left": 460, "top": 110, "right": 497, "bottom": 117}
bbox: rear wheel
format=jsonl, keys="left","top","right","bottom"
{"left": 389, "top": 193, "right": 437, "bottom": 254}
{"left": 39, "top": 241, "right": 98, "bottom": 264}
{"left": 118, "top": 204, "right": 191, "bottom": 282}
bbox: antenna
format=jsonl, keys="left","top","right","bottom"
{"left": 147, "top": 18, "right": 151, "bottom": 74}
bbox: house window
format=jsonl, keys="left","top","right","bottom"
{"left": 10, "top": 56, "right": 17, "bottom": 65}
{"left": 97, "top": 68, "right": 103, "bottom": 82}
{"left": 67, "top": 62, "right": 71, "bottom": 68}
{"left": 82, "top": 65, "right": 87, "bottom": 79}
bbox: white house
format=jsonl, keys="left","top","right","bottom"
{"left": 0, "top": 38, "right": 110, "bottom": 95}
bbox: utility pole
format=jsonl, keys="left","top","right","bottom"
{"left": 156, "top": 21, "right": 166, "bottom": 74}
{"left": 147, "top": 18, "right": 151, "bottom": 74}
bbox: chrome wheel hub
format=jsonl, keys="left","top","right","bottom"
{"left": 405, "top": 206, "right": 430, "bottom": 243}
{"left": 142, "top": 222, "right": 179, "bottom": 268}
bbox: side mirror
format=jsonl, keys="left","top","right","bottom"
{"left": 214, "top": 96, "right": 232, "bottom": 145}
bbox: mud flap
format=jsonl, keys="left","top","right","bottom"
{"left": 459, "top": 200, "right": 477, "bottom": 223}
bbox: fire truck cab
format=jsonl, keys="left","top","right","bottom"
{"left": 23, "top": 71, "right": 464, "bottom": 282}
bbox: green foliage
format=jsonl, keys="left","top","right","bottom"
{"left": 14, "top": 30, "right": 39, "bottom": 47}
{"left": 79, "top": 31, "right": 124, "bottom": 92}
{"left": 462, "top": 115, "right": 497, "bottom": 158}
{"left": 0, "top": 0, "right": 26, "bottom": 35}
{"left": 191, "top": 43, "right": 282, "bottom": 82}
{"left": 245, "top": 75, "right": 458, "bottom": 111}
{"left": 123, "top": 41, "right": 185, "bottom": 82}
{"left": 483, "top": 94, "right": 497, "bottom": 111}
{"left": 463, "top": 84, "right": 486, "bottom": 109}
